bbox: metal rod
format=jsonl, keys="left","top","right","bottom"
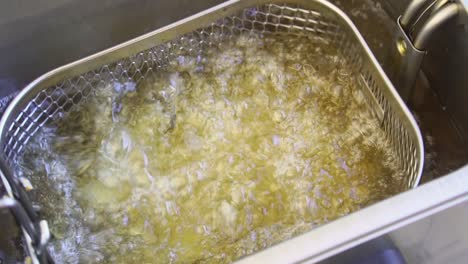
{"left": 401, "top": 0, "right": 435, "bottom": 30}
{"left": 0, "top": 157, "right": 38, "bottom": 221}
{"left": 408, "top": 0, "right": 450, "bottom": 36}
{"left": 0, "top": 197, "right": 38, "bottom": 244}
{"left": 413, "top": 3, "right": 460, "bottom": 49}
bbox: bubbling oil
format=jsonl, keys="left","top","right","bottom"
{"left": 18, "top": 34, "right": 404, "bottom": 263}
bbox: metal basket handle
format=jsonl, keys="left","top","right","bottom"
{"left": 0, "top": 157, "right": 53, "bottom": 264}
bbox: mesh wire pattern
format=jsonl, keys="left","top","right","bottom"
{"left": 2, "top": 3, "right": 422, "bottom": 189}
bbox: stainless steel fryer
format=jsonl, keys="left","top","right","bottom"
{"left": 0, "top": 0, "right": 425, "bottom": 263}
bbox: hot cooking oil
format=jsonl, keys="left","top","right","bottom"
{"left": 18, "top": 33, "right": 404, "bottom": 263}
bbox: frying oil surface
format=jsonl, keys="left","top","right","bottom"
{"left": 19, "top": 34, "right": 404, "bottom": 263}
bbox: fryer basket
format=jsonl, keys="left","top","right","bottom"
{"left": 0, "top": 0, "right": 424, "bottom": 262}
{"left": 0, "top": 0, "right": 423, "bottom": 189}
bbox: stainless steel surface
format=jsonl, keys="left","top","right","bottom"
{"left": 390, "top": 198, "right": 468, "bottom": 264}
{"left": 0, "top": 0, "right": 425, "bottom": 262}
{"left": 419, "top": 1, "right": 468, "bottom": 145}
{"left": 0, "top": 0, "right": 224, "bottom": 98}
{"left": 239, "top": 165, "right": 468, "bottom": 263}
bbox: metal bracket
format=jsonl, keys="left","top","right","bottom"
{"left": 389, "top": 17, "right": 426, "bottom": 102}
{"left": 388, "top": 0, "right": 460, "bottom": 102}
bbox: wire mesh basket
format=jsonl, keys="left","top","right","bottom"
{"left": 0, "top": 0, "right": 423, "bottom": 189}
{"left": 0, "top": 0, "right": 423, "bottom": 262}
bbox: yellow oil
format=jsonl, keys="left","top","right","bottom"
{"left": 19, "top": 34, "right": 404, "bottom": 263}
